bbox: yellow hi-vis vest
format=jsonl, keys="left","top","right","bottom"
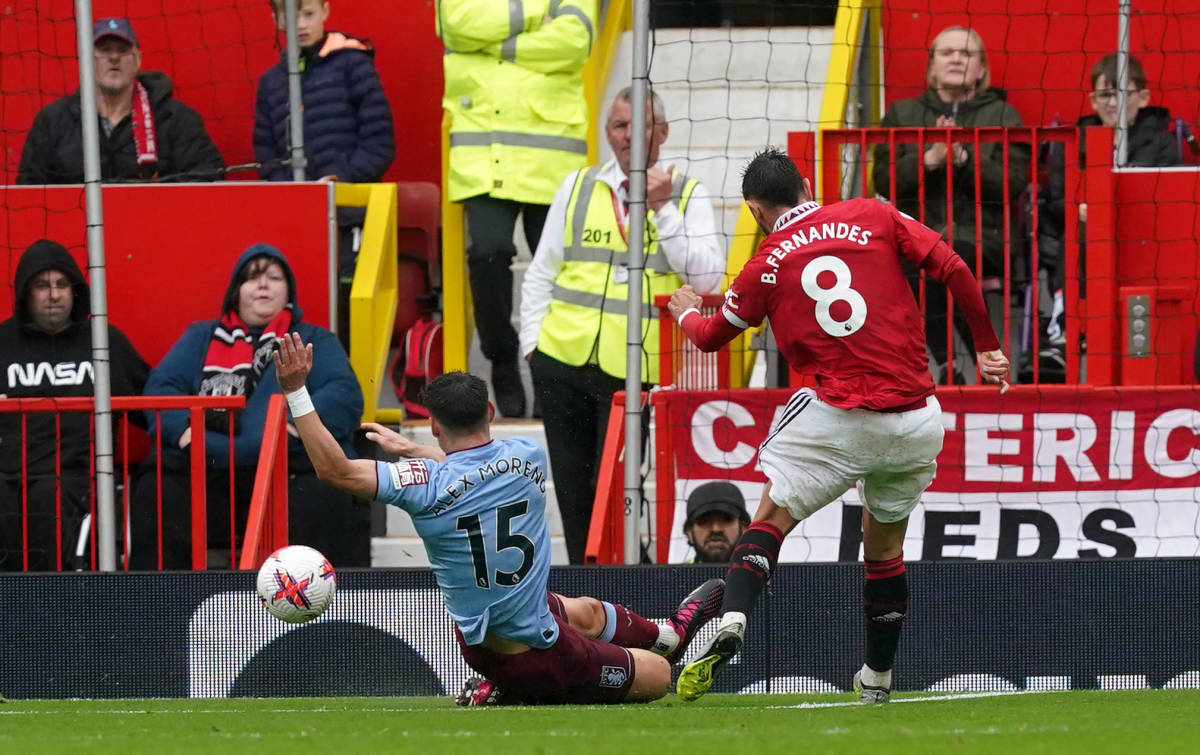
{"left": 537, "top": 165, "right": 698, "bottom": 383}
{"left": 437, "top": 0, "right": 597, "bottom": 205}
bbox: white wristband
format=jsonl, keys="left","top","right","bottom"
{"left": 676, "top": 307, "right": 701, "bottom": 325}
{"left": 285, "top": 386, "right": 315, "bottom": 418}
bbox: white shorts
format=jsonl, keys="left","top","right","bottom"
{"left": 758, "top": 388, "right": 944, "bottom": 524}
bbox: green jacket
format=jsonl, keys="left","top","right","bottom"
{"left": 873, "top": 87, "right": 1029, "bottom": 273}
{"left": 438, "top": 0, "right": 596, "bottom": 205}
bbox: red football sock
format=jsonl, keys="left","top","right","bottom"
{"left": 599, "top": 602, "right": 661, "bottom": 648}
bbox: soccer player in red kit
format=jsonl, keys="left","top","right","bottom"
{"left": 671, "top": 147, "right": 1010, "bottom": 703}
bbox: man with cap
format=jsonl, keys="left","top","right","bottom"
{"left": 683, "top": 481, "right": 749, "bottom": 564}
{"left": 0, "top": 240, "right": 149, "bottom": 571}
{"left": 18, "top": 17, "right": 224, "bottom": 184}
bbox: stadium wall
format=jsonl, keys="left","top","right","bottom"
{"left": 880, "top": 0, "right": 1200, "bottom": 127}
{"left": 1, "top": 562, "right": 1198, "bottom": 699}
{"left": 0, "top": 183, "right": 332, "bottom": 365}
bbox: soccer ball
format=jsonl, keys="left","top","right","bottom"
{"left": 256, "top": 545, "right": 337, "bottom": 624}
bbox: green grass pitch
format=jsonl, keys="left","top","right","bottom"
{"left": 2, "top": 690, "right": 1197, "bottom": 754}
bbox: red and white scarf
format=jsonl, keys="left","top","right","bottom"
{"left": 131, "top": 80, "right": 158, "bottom": 178}
{"left": 199, "top": 307, "right": 295, "bottom": 430}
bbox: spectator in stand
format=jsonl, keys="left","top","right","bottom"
{"left": 873, "top": 25, "right": 1028, "bottom": 384}
{"left": 254, "top": 0, "right": 395, "bottom": 340}
{"left": 438, "top": 0, "right": 598, "bottom": 418}
{"left": 1031, "top": 53, "right": 1180, "bottom": 381}
{"left": 18, "top": 17, "right": 224, "bottom": 184}
{"left": 683, "top": 482, "right": 749, "bottom": 564}
{"left": 519, "top": 88, "right": 724, "bottom": 564}
{"left": 0, "top": 240, "right": 149, "bottom": 571}
{"left": 129, "top": 243, "right": 369, "bottom": 569}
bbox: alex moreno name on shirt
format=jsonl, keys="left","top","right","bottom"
{"left": 434, "top": 453, "right": 548, "bottom": 511}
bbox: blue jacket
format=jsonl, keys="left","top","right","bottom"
{"left": 253, "top": 31, "right": 395, "bottom": 183}
{"left": 144, "top": 243, "right": 363, "bottom": 468}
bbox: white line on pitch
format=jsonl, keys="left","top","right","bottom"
{"left": 766, "top": 689, "right": 1049, "bottom": 709}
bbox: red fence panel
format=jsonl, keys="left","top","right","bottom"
{"left": 0, "top": 395, "right": 289, "bottom": 572}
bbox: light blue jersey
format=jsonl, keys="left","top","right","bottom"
{"left": 374, "top": 438, "right": 558, "bottom": 649}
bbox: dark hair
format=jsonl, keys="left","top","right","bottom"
{"left": 269, "top": 0, "right": 322, "bottom": 11}
{"left": 1091, "top": 53, "right": 1147, "bottom": 91}
{"left": 421, "top": 371, "right": 490, "bottom": 433}
{"left": 741, "top": 147, "right": 803, "bottom": 208}
{"left": 224, "top": 255, "right": 290, "bottom": 313}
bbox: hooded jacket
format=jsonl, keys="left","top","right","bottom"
{"left": 873, "top": 86, "right": 1030, "bottom": 273}
{"left": 1035, "top": 106, "right": 1181, "bottom": 289}
{"left": 253, "top": 32, "right": 395, "bottom": 184}
{"left": 0, "top": 240, "right": 150, "bottom": 476}
{"left": 143, "top": 243, "right": 363, "bottom": 468}
{"left": 17, "top": 70, "right": 225, "bottom": 184}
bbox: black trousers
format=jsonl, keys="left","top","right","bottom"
{"left": 0, "top": 472, "right": 90, "bottom": 571}
{"left": 128, "top": 455, "right": 371, "bottom": 570}
{"left": 531, "top": 351, "right": 649, "bottom": 564}
{"left": 463, "top": 195, "right": 549, "bottom": 364}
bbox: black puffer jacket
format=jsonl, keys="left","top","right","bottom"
{"left": 17, "top": 70, "right": 225, "bottom": 184}
{"left": 0, "top": 240, "right": 149, "bottom": 476}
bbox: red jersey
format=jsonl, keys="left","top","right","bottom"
{"left": 718, "top": 198, "right": 998, "bottom": 410}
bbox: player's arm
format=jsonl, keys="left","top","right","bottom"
{"left": 917, "top": 241, "right": 1011, "bottom": 390}
{"left": 667, "top": 285, "right": 745, "bottom": 352}
{"left": 360, "top": 422, "right": 447, "bottom": 463}
{"left": 274, "top": 333, "right": 378, "bottom": 499}
{"left": 889, "top": 206, "right": 1010, "bottom": 388}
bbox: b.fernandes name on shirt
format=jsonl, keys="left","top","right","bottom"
{"left": 760, "top": 221, "right": 873, "bottom": 284}
{"left": 433, "top": 455, "right": 548, "bottom": 513}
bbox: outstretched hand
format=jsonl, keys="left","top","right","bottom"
{"left": 274, "top": 332, "right": 313, "bottom": 393}
{"left": 361, "top": 422, "right": 446, "bottom": 462}
{"left": 361, "top": 422, "right": 419, "bottom": 456}
{"left": 977, "top": 349, "right": 1011, "bottom": 394}
{"left": 668, "top": 284, "right": 703, "bottom": 322}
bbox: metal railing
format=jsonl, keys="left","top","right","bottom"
{"left": 0, "top": 395, "right": 290, "bottom": 571}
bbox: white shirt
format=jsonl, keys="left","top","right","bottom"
{"left": 519, "top": 160, "right": 725, "bottom": 359}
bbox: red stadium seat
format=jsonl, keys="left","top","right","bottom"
{"left": 394, "top": 181, "right": 441, "bottom": 344}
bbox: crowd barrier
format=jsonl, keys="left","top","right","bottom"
{"left": 798, "top": 126, "right": 1199, "bottom": 386}
{"left": 0, "top": 395, "right": 289, "bottom": 572}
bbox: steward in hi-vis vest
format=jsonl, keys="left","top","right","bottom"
{"left": 517, "top": 88, "right": 726, "bottom": 564}
{"left": 437, "top": 0, "right": 595, "bottom": 205}
{"left": 436, "top": 0, "right": 598, "bottom": 419}
{"left": 536, "top": 163, "right": 697, "bottom": 383}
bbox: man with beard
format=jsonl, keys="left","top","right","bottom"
{"left": 683, "top": 482, "right": 748, "bottom": 564}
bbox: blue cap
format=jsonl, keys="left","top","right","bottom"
{"left": 93, "top": 17, "right": 138, "bottom": 46}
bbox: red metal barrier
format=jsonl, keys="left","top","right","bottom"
{"left": 583, "top": 392, "right": 629, "bottom": 565}
{"left": 238, "top": 394, "right": 290, "bottom": 570}
{"left": 0, "top": 395, "right": 289, "bottom": 572}
{"left": 816, "top": 126, "right": 1081, "bottom": 385}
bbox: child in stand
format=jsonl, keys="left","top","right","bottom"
{"left": 253, "top": 0, "right": 395, "bottom": 342}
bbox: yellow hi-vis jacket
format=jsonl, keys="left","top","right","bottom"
{"left": 537, "top": 165, "right": 699, "bottom": 383}
{"left": 436, "top": 0, "right": 597, "bottom": 205}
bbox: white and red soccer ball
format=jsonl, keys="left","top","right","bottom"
{"left": 256, "top": 545, "right": 337, "bottom": 624}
